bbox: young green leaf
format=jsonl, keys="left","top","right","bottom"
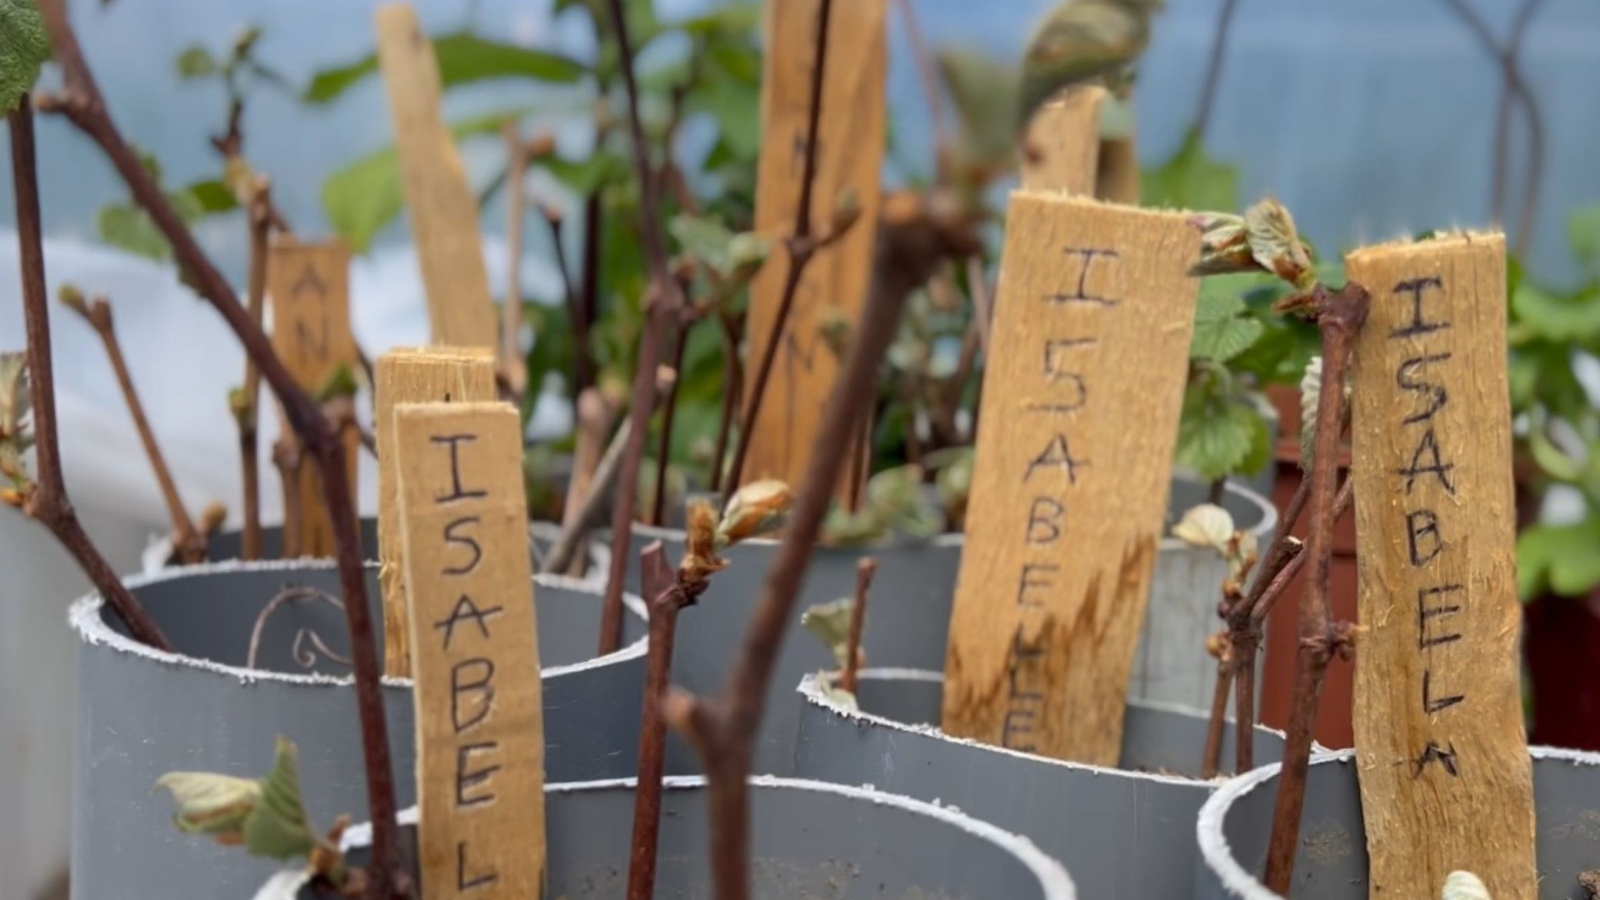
{"left": 175, "top": 45, "right": 218, "bottom": 79}
{"left": 1171, "top": 503, "right": 1236, "bottom": 555}
{"left": 1190, "top": 288, "right": 1265, "bottom": 363}
{"left": 155, "top": 770, "right": 261, "bottom": 843}
{"left": 936, "top": 46, "right": 1020, "bottom": 172}
{"left": 0, "top": 0, "right": 49, "bottom": 114}
{"left": 1142, "top": 128, "right": 1238, "bottom": 213}
{"left": 1510, "top": 282, "right": 1600, "bottom": 344}
{"left": 241, "top": 737, "right": 318, "bottom": 861}
{"left": 800, "top": 597, "right": 856, "bottom": 668}
{"left": 1175, "top": 386, "right": 1270, "bottom": 481}
{"left": 1516, "top": 517, "right": 1600, "bottom": 599}
{"left": 304, "top": 32, "right": 586, "bottom": 104}
{"left": 1567, "top": 204, "right": 1600, "bottom": 279}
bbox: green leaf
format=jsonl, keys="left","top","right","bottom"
{"left": 1190, "top": 287, "right": 1265, "bottom": 363}
{"left": 0, "top": 0, "right": 49, "bottom": 113}
{"left": 935, "top": 46, "right": 1019, "bottom": 172}
{"left": 1511, "top": 282, "right": 1600, "bottom": 344}
{"left": 304, "top": 32, "right": 586, "bottom": 104}
{"left": 181, "top": 179, "right": 240, "bottom": 215}
{"left": 241, "top": 737, "right": 317, "bottom": 861}
{"left": 155, "top": 771, "right": 260, "bottom": 842}
{"left": 536, "top": 152, "right": 631, "bottom": 197}
{"left": 678, "top": 3, "right": 761, "bottom": 37}
{"left": 1567, "top": 204, "right": 1600, "bottom": 278}
{"left": 175, "top": 45, "right": 218, "bottom": 79}
{"left": 800, "top": 598, "right": 856, "bottom": 668}
{"left": 322, "top": 108, "right": 524, "bottom": 251}
{"left": 1175, "top": 386, "right": 1269, "bottom": 481}
{"left": 97, "top": 203, "right": 173, "bottom": 260}
{"left": 1141, "top": 127, "right": 1238, "bottom": 213}
{"left": 685, "top": 70, "right": 760, "bottom": 159}
{"left": 669, "top": 213, "right": 736, "bottom": 271}
{"left": 1516, "top": 518, "right": 1600, "bottom": 599}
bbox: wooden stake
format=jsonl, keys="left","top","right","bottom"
{"left": 375, "top": 3, "right": 499, "bottom": 349}
{"left": 940, "top": 193, "right": 1199, "bottom": 766}
{"left": 561, "top": 387, "right": 615, "bottom": 578}
{"left": 394, "top": 401, "right": 546, "bottom": 900}
{"left": 1346, "top": 233, "right": 1535, "bottom": 900}
{"left": 1095, "top": 136, "right": 1140, "bottom": 205}
{"left": 376, "top": 347, "right": 497, "bottom": 677}
{"left": 740, "top": 0, "right": 886, "bottom": 495}
{"left": 1020, "top": 86, "right": 1104, "bottom": 194}
{"left": 267, "top": 236, "right": 358, "bottom": 557}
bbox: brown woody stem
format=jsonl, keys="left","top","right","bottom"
{"left": 35, "top": 4, "right": 403, "bottom": 892}
{"left": 720, "top": 0, "right": 835, "bottom": 504}
{"left": 651, "top": 319, "right": 692, "bottom": 526}
{"left": 707, "top": 313, "right": 743, "bottom": 495}
{"left": 237, "top": 179, "right": 274, "bottom": 561}
{"left": 502, "top": 124, "right": 530, "bottom": 401}
{"left": 1262, "top": 283, "right": 1370, "bottom": 893}
{"left": 1201, "top": 660, "right": 1233, "bottom": 779}
{"left": 840, "top": 557, "right": 876, "bottom": 694}
{"left": 597, "top": 0, "right": 692, "bottom": 655}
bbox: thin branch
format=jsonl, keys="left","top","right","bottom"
{"left": 651, "top": 317, "right": 693, "bottom": 526}
{"left": 964, "top": 255, "right": 991, "bottom": 356}
{"left": 597, "top": 0, "right": 694, "bottom": 654}
{"left": 62, "top": 289, "right": 203, "bottom": 562}
{"left": 721, "top": 0, "right": 837, "bottom": 503}
{"left": 236, "top": 177, "right": 274, "bottom": 561}
{"left": 1262, "top": 283, "right": 1370, "bottom": 893}
{"left": 561, "top": 387, "right": 614, "bottom": 577}
{"left": 543, "top": 204, "right": 579, "bottom": 344}
{"left": 664, "top": 190, "right": 983, "bottom": 900}
{"left": 707, "top": 313, "right": 744, "bottom": 495}
{"left": 840, "top": 557, "right": 876, "bottom": 694}
{"left": 7, "top": 99, "right": 170, "bottom": 650}
{"left": 1193, "top": 0, "right": 1241, "bottom": 140}
{"left": 502, "top": 122, "right": 530, "bottom": 402}
{"left": 1201, "top": 654, "right": 1233, "bottom": 779}
{"left": 33, "top": 4, "right": 403, "bottom": 892}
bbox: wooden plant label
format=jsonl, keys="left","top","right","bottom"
{"left": 1346, "top": 234, "right": 1536, "bottom": 900}
{"left": 940, "top": 193, "right": 1199, "bottom": 765}
{"left": 1095, "top": 136, "right": 1140, "bottom": 205}
{"left": 376, "top": 347, "right": 498, "bottom": 677}
{"left": 267, "top": 237, "right": 358, "bottom": 557}
{"left": 1021, "top": 86, "right": 1104, "bottom": 194}
{"left": 394, "top": 401, "right": 546, "bottom": 899}
{"left": 740, "top": 0, "right": 886, "bottom": 494}
{"left": 375, "top": 3, "right": 499, "bottom": 349}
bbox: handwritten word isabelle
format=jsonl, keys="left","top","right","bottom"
{"left": 1001, "top": 247, "right": 1116, "bottom": 751}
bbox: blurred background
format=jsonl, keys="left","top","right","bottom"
{"left": 2, "top": 0, "right": 1598, "bottom": 897}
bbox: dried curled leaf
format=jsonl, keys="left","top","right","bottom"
{"left": 716, "top": 479, "right": 792, "bottom": 548}
{"left": 156, "top": 736, "right": 319, "bottom": 862}
{"left": 801, "top": 597, "right": 856, "bottom": 668}
{"left": 1441, "top": 871, "right": 1490, "bottom": 900}
{"left": 680, "top": 500, "right": 729, "bottom": 585}
{"left": 1172, "top": 503, "right": 1236, "bottom": 555}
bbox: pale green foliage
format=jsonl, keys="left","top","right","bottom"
{"left": 933, "top": 446, "right": 975, "bottom": 525}
{"left": 800, "top": 597, "right": 856, "bottom": 669}
{"left": 1175, "top": 384, "right": 1269, "bottom": 482}
{"left": 1517, "top": 519, "right": 1600, "bottom": 600}
{"left": 822, "top": 464, "right": 944, "bottom": 546}
{"left": 302, "top": 32, "right": 584, "bottom": 105}
{"left": 0, "top": 0, "right": 48, "bottom": 114}
{"left": 1017, "top": 0, "right": 1160, "bottom": 127}
{"left": 669, "top": 213, "right": 770, "bottom": 311}
{"left": 1142, "top": 128, "right": 1238, "bottom": 214}
{"left": 936, "top": 47, "right": 1018, "bottom": 177}
{"left": 1190, "top": 289, "right": 1265, "bottom": 364}
{"left": 1172, "top": 502, "right": 1257, "bottom": 581}
{"left": 0, "top": 351, "right": 33, "bottom": 498}
{"left": 1190, "top": 197, "right": 1317, "bottom": 294}
{"left": 157, "top": 737, "right": 318, "bottom": 861}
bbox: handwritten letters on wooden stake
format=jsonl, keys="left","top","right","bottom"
{"left": 941, "top": 194, "right": 1199, "bottom": 765}
{"left": 1347, "top": 234, "right": 1536, "bottom": 900}
{"left": 741, "top": 0, "right": 886, "bottom": 494}
{"left": 395, "top": 402, "right": 546, "bottom": 899}
{"left": 267, "top": 237, "right": 358, "bottom": 556}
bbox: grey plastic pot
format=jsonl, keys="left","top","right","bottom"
{"left": 1195, "top": 747, "right": 1600, "bottom": 900}
{"left": 317, "top": 775, "right": 1077, "bottom": 900}
{"left": 69, "top": 559, "right": 648, "bottom": 900}
{"left": 791, "top": 668, "right": 1286, "bottom": 900}
{"left": 628, "top": 475, "right": 1277, "bottom": 775}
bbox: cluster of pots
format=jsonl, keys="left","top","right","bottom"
{"left": 71, "top": 474, "right": 1595, "bottom": 899}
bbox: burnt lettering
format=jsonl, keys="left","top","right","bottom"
{"left": 1016, "top": 564, "right": 1058, "bottom": 608}
{"left": 1025, "top": 433, "right": 1087, "bottom": 484}
{"left": 1411, "top": 741, "right": 1460, "bottom": 778}
{"left": 1396, "top": 428, "right": 1456, "bottom": 495}
{"left": 1048, "top": 248, "right": 1119, "bottom": 306}
{"left": 1026, "top": 497, "right": 1064, "bottom": 545}
{"left": 457, "top": 841, "right": 498, "bottom": 891}
{"left": 1422, "top": 669, "right": 1465, "bottom": 714}
{"left": 434, "top": 595, "right": 504, "bottom": 651}
{"left": 1389, "top": 277, "right": 1449, "bottom": 339}
{"left": 432, "top": 434, "right": 488, "bottom": 503}
{"left": 451, "top": 658, "right": 495, "bottom": 733}
{"left": 455, "top": 742, "right": 501, "bottom": 808}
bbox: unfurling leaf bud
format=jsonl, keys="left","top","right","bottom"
{"left": 1172, "top": 503, "right": 1237, "bottom": 555}
{"left": 1243, "top": 198, "right": 1315, "bottom": 292}
{"left": 801, "top": 597, "right": 857, "bottom": 668}
{"left": 1188, "top": 212, "right": 1253, "bottom": 277}
{"left": 155, "top": 770, "right": 260, "bottom": 844}
{"left": 716, "top": 479, "right": 793, "bottom": 548}
{"left": 57, "top": 284, "right": 90, "bottom": 317}
{"left": 680, "top": 500, "right": 729, "bottom": 586}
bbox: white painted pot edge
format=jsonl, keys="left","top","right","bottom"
{"left": 342, "top": 774, "right": 1078, "bottom": 900}
{"left": 68, "top": 558, "right": 648, "bottom": 686}
{"left": 798, "top": 667, "right": 1278, "bottom": 787}
{"left": 635, "top": 477, "right": 1279, "bottom": 550}
{"left": 1193, "top": 745, "right": 1600, "bottom": 900}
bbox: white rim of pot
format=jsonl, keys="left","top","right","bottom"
{"left": 1194, "top": 745, "right": 1600, "bottom": 900}
{"left": 798, "top": 667, "right": 1260, "bottom": 787}
{"left": 68, "top": 557, "right": 648, "bottom": 687}
{"left": 634, "top": 478, "right": 1278, "bottom": 550}
{"left": 341, "top": 775, "right": 1077, "bottom": 900}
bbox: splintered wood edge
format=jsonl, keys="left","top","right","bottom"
{"left": 1008, "top": 188, "right": 1199, "bottom": 224}
{"left": 1345, "top": 229, "right": 1506, "bottom": 265}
